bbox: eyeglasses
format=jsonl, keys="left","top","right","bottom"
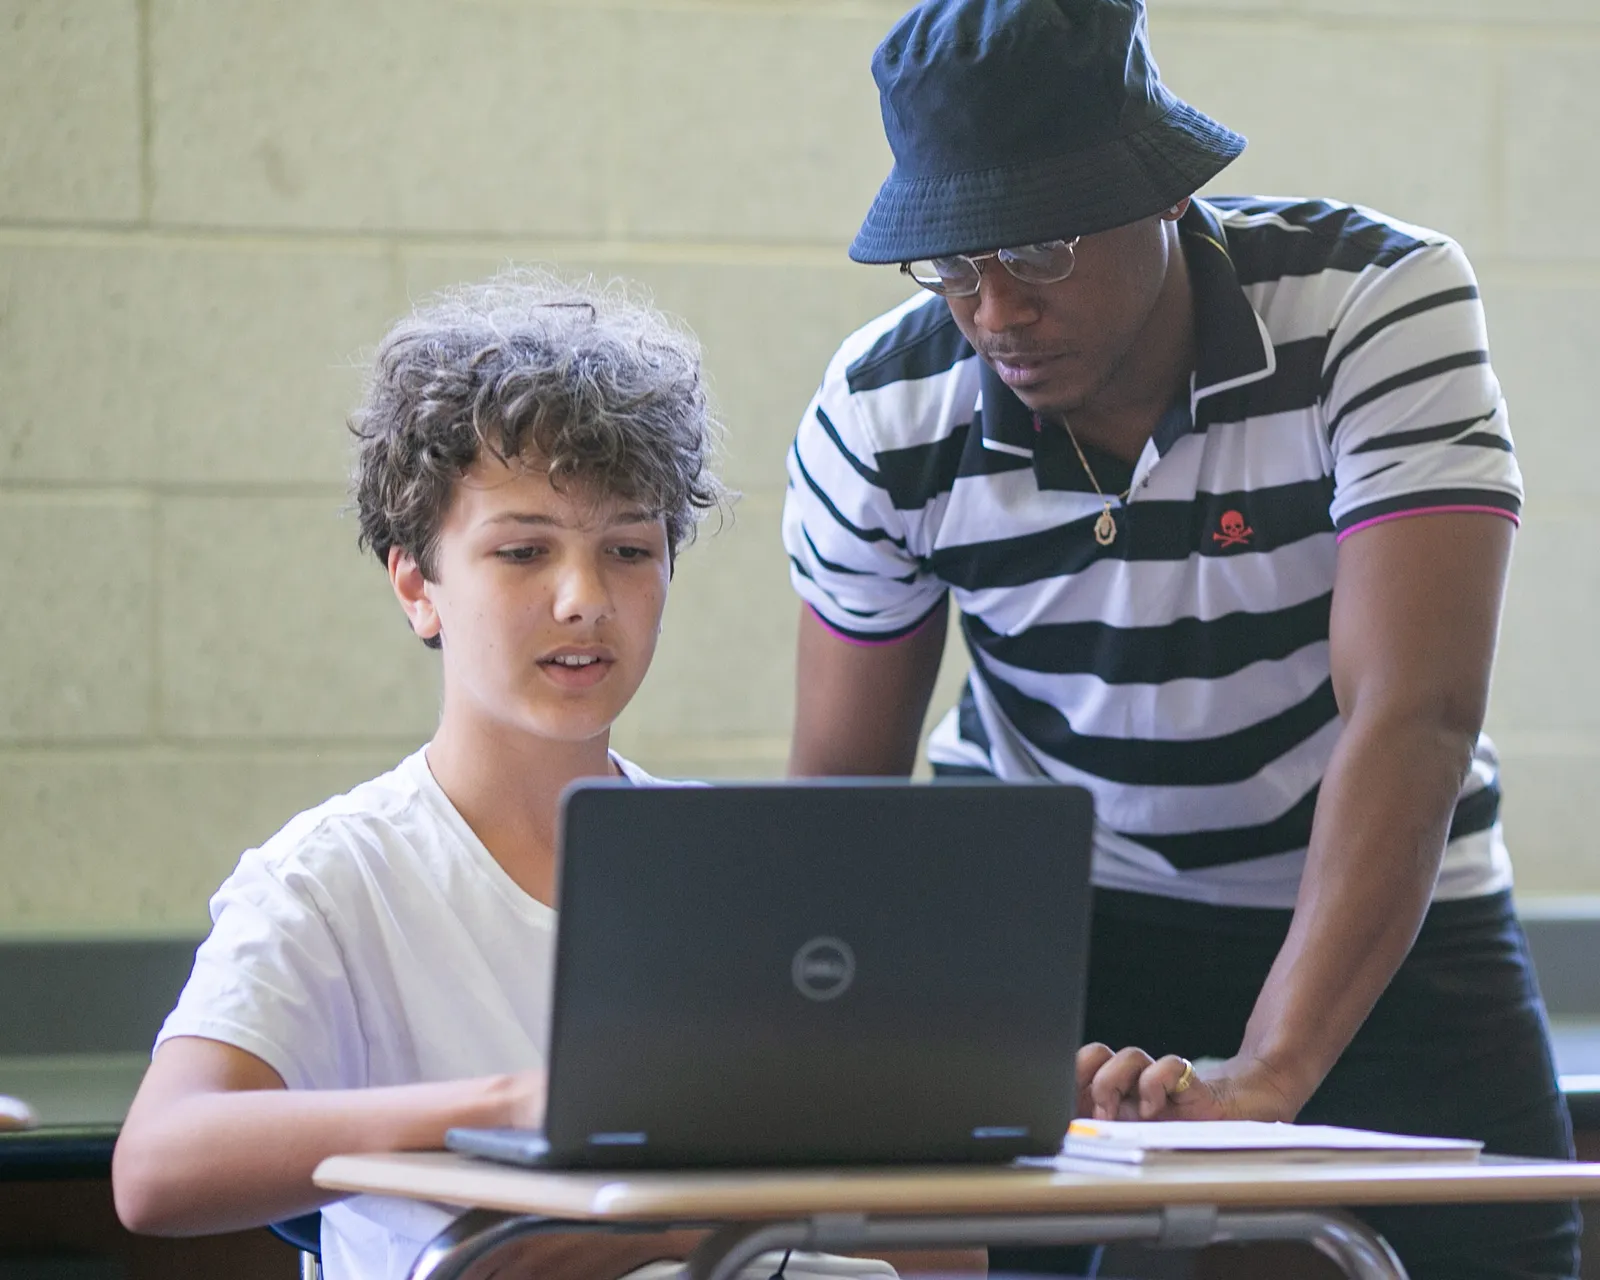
{"left": 900, "top": 237, "right": 1081, "bottom": 297}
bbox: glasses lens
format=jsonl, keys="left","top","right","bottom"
{"left": 997, "top": 239, "right": 1078, "bottom": 284}
{"left": 903, "top": 257, "right": 980, "bottom": 296}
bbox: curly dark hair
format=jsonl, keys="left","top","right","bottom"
{"left": 349, "top": 270, "right": 726, "bottom": 647}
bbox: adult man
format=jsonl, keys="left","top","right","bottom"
{"left": 781, "top": 1, "right": 1578, "bottom": 1276}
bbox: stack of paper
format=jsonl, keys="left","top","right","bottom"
{"left": 1061, "top": 1120, "right": 1482, "bottom": 1166}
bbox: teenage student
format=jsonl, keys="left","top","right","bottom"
{"left": 114, "top": 273, "right": 736, "bottom": 1279}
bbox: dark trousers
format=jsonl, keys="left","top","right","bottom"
{"left": 994, "top": 888, "right": 1581, "bottom": 1280}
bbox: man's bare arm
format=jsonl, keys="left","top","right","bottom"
{"left": 1084, "top": 511, "right": 1514, "bottom": 1120}
{"left": 789, "top": 599, "right": 949, "bottom": 777}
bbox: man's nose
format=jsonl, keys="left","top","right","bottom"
{"left": 970, "top": 262, "right": 1044, "bottom": 332}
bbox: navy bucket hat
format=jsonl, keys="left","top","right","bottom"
{"left": 849, "top": 0, "right": 1246, "bottom": 264}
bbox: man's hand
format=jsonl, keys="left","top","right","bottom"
{"left": 1074, "top": 1042, "right": 1298, "bottom": 1123}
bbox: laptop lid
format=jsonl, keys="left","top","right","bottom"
{"left": 540, "top": 778, "right": 1094, "bottom": 1168}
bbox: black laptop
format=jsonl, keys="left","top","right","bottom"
{"left": 446, "top": 778, "right": 1094, "bottom": 1169}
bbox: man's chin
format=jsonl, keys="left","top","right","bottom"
{"left": 1010, "top": 381, "right": 1089, "bottom": 419}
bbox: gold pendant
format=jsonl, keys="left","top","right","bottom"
{"left": 1093, "top": 505, "right": 1117, "bottom": 546}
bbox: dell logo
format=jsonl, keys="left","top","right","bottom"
{"left": 792, "top": 936, "right": 856, "bottom": 1001}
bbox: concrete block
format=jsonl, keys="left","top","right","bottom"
{"left": 0, "top": 240, "right": 398, "bottom": 485}
{"left": 0, "top": 0, "right": 141, "bottom": 222}
{"left": 924, "top": 601, "right": 974, "bottom": 764}
{"left": 398, "top": 251, "right": 545, "bottom": 307}
{"left": 147, "top": 245, "right": 399, "bottom": 485}
{"left": 1151, "top": 18, "right": 1496, "bottom": 257}
{"left": 1140, "top": 0, "right": 1290, "bottom": 9}
{"left": 624, "top": 260, "right": 919, "bottom": 493}
{"left": 0, "top": 746, "right": 416, "bottom": 934}
{"left": 400, "top": 248, "right": 918, "bottom": 493}
{"left": 618, "top": 9, "right": 891, "bottom": 243}
{"left": 620, "top": 602, "right": 968, "bottom": 780}
{"left": 149, "top": 0, "right": 620, "bottom": 234}
{"left": 1303, "top": 0, "right": 1600, "bottom": 22}
{"left": 1498, "top": 743, "right": 1600, "bottom": 896}
{"left": 0, "top": 242, "right": 155, "bottom": 483}
{"left": 617, "top": 492, "right": 969, "bottom": 767}
{"left": 159, "top": 495, "right": 442, "bottom": 738}
{"left": 0, "top": 495, "right": 153, "bottom": 740}
{"left": 1479, "top": 272, "right": 1600, "bottom": 504}
{"left": 617, "top": 491, "right": 796, "bottom": 742}
{"left": 1504, "top": 43, "right": 1600, "bottom": 262}
{"left": 1490, "top": 512, "right": 1600, "bottom": 735}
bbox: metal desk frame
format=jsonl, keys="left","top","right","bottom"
{"left": 404, "top": 1195, "right": 1407, "bottom": 1279}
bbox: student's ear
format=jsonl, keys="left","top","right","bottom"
{"left": 1162, "top": 197, "right": 1191, "bottom": 222}
{"left": 388, "top": 545, "right": 443, "bottom": 645}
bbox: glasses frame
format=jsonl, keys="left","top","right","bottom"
{"left": 899, "top": 236, "right": 1082, "bottom": 298}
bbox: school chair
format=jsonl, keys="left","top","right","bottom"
{"left": 269, "top": 1211, "right": 322, "bottom": 1280}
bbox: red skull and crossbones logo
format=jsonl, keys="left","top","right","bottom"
{"left": 1212, "top": 510, "right": 1252, "bottom": 548}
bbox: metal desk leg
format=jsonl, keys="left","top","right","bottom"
{"left": 407, "top": 1210, "right": 604, "bottom": 1280}
{"left": 683, "top": 1222, "right": 818, "bottom": 1280}
{"left": 1206, "top": 1209, "right": 1408, "bottom": 1280}
{"left": 405, "top": 1211, "right": 783, "bottom": 1280}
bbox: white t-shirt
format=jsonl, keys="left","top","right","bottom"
{"left": 156, "top": 746, "right": 660, "bottom": 1280}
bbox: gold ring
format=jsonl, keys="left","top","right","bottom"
{"left": 1170, "top": 1058, "right": 1196, "bottom": 1096}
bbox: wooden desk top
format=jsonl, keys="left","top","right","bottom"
{"left": 314, "top": 1152, "right": 1600, "bottom": 1222}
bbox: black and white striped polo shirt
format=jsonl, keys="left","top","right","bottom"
{"left": 782, "top": 197, "right": 1521, "bottom": 909}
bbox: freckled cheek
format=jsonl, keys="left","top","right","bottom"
{"left": 462, "top": 587, "right": 537, "bottom": 664}
{"left": 626, "top": 585, "right": 670, "bottom": 665}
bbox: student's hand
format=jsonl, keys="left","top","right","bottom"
{"left": 1074, "top": 1043, "right": 1299, "bottom": 1123}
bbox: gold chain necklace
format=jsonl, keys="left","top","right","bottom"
{"left": 1060, "top": 417, "right": 1133, "bottom": 546}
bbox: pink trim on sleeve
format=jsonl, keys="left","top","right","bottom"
{"left": 808, "top": 603, "right": 944, "bottom": 648}
{"left": 1336, "top": 504, "right": 1520, "bottom": 544}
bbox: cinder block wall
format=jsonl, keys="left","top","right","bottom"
{"left": 2, "top": 0, "right": 1595, "bottom": 935}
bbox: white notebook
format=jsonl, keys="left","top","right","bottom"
{"left": 1060, "top": 1120, "right": 1483, "bottom": 1166}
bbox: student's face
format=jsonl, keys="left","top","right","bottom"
{"left": 941, "top": 211, "right": 1177, "bottom": 417}
{"left": 394, "top": 454, "right": 670, "bottom": 747}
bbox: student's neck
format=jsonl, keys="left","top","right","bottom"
{"left": 423, "top": 711, "right": 615, "bottom": 909}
